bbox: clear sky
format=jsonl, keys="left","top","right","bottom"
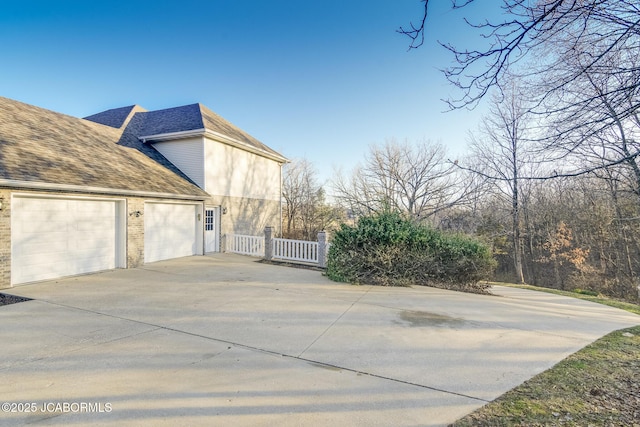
{"left": 0, "top": 1, "right": 499, "bottom": 186}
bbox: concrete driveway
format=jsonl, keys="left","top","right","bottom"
{"left": 1, "top": 254, "right": 639, "bottom": 427}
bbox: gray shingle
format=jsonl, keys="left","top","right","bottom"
{"left": 0, "top": 97, "right": 208, "bottom": 198}
{"left": 125, "top": 102, "right": 286, "bottom": 161}
{"left": 84, "top": 105, "right": 141, "bottom": 129}
{"left": 137, "top": 104, "right": 205, "bottom": 136}
{"left": 198, "top": 104, "right": 286, "bottom": 160}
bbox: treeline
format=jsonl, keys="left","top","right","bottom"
{"left": 283, "top": 144, "right": 640, "bottom": 303}
{"left": 440, "top": 175, "right": 640, "bottom": 302}
{"left": 284, "top": 0, "right": 640, "bottom": 302}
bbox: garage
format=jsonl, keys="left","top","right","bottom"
{"left": 11, "top": 195, "right": 125, "bottom": 285}
{"left": 144, "top": 202, "right": 202, "bottom": 263}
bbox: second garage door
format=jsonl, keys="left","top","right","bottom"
{"left": 144, "top": 202, "right": 200, "bottom": 263}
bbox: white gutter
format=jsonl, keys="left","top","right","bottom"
{"left": 0, "top": 179, "right": 207, "bottom": 201}
{"left": 139, "top": 128, "right": 206, "bottom": 143}
{"left": 203, "top": 129, "right": 289, "bottom": 164}
{"left": 279, "top": 161, "right": 284, "bottom": 237}
{"left": 139, "top": 129, "right": 289, "bottom": 164}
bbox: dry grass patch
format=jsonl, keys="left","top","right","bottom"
{"left": 451, "top": 288, "right": 640, "bottom": 427}
{"left": 492, "top": 282, "right": 640, "bottom": 316}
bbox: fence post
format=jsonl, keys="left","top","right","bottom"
{"left": 264, "top": 227, "right": 274, "bottom": 261}
{"left": 317, "top": 231, "right": 328, "bottom": 268}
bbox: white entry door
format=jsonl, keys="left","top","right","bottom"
{"left": 204, "top": 207, "right": 220, "bottom": 252}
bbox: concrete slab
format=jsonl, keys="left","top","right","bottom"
{"left": 1, "top": 328, "right": 479, "bottom": 426}
{"left": 2, "top": 253, "right": 639, "bottom": 426}
{"left": 0, "top": 301, "right": 157, "bottom": 370}
{"left": 299, "top": 302, "right": 589, "bottom": 401}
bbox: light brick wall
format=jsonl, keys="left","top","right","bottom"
{"left": 0, "top": 189, "right": 11, "bottom": 289}
{"left": 126, "top": 197, "right": 145, "bottom": 268}
{"left": 207, "top": 195, "right": 281, "bottom": 237}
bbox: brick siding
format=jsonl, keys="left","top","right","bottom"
{"left": 0, "top": 189, "right": 11, "bottom": 288}
{"left": 207, "top": 195, "right": 281, "bottom": 237}
{"left": 126, "top": 197, "right": 145, "bottom": 268}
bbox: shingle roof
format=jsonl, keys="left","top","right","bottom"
{"left": 134, "top": 103, "right": 286, "bottom": 161}
{"left": 0, "top": 97, "right": 208, "bottom": 198}
{"left": 198, "top": 104, "right": 286, "bottom": 160}
{"left": 137, "top": 104, "right": 204, "bottom": 135}
{"left": 83, "top": 105, "right": 143, "bottom": 129}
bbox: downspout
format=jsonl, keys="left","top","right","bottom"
{"left": 279, "top": 162, "right": 284, "bottom": 238}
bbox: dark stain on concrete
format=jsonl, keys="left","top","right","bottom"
{"left": 398, "top": 310, "right": 465, "bottom": 328}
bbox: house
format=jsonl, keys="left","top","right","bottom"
{"left": 0, "top": 96, "right": 288, "bottom": 288}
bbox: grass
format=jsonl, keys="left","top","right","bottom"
{"left": 490, "top": 281, "right": 640, "bottom": 316}
{"left": 451, "top": 283, "right": 640, "bottom": 427}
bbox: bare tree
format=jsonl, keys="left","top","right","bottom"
{"left": 332, "top": 139, "right": 472, "bottom": 221}
{"left": 282, "top": 159, "right": 322, "bottom": 239}
{"left": 400, "top": 0, "right": 640, "bottom": 113}
{"left": 401, "top": 0, "right": 640, "bottom": 178}
{"left": 282, "top": 158, "right": 344, "bottom": 240}
{"left": 471, "top": 88, "right": 526, "bottom": 283}
{"left": 548, "top": 51, "right": 640, "bottom": 202}
{"left": 467, "top": 84, "right": 536, "bottom": 283}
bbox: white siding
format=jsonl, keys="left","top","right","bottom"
{"left": 204, "top": 137, "right": 282, "bottom": 201}
{"left": 152, "top": 137, "right": 205, "bottom": 189}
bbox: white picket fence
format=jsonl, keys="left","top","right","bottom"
{"left": 225, "top": 231, "right": 329, "bottom": 267}
{"left": 225, "top": 234, "right": 265, "bottom": 257}
{"left": 273, "top": 238, "right": 318, "bottom": 264}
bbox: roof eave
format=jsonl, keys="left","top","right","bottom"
{"left": 139, "top": 128, "right": 206, "bottom": 143}
{"left": 204, "top": 129, "right": 288, "bottom": 164}
{"left": 0, "top": 179, "right": 208, "bottom": 201}
{"left": 140, "top": 129, "right": 289, "bottom": 164}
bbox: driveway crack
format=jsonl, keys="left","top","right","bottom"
{"left": 285, "top": 354, "right": 491, "bottom": 403}
{"left": 296, "top": 286, "right": 373, "bottom": 358}
{"left": 22, "top": 298, "right": 490, "bottom": 403}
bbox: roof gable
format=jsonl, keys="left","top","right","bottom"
{"left": 0, "top": 97, "right": 208, "bottom": 198}
{"left": 129, "top": 103, "right": 286, "bottom": 162}
{"left": 197, "top": 104, "right": 285, "bottom": 160}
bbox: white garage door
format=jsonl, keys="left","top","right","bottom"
{"left": 144, "top": 203, "right": 199, "bottom": 263}
{"left": 11, "top": 196, "right": 123, "bottom": 285}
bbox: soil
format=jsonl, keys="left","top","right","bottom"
{"left": 257, "top": 259, "right": 325, "bottom": 272}
{"left": 0, "top": 293, "right": 31, "bottom": 306}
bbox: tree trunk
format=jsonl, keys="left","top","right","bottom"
{"left": 512, "top": 139, "right": 525, "bottom": 284}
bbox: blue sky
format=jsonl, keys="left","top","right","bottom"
{"left": 1, "top": 1, "right": 499, "bottom": 185}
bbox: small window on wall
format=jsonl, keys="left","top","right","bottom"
{"left": 205, "top": 209, "right": 215, "bottom": 231}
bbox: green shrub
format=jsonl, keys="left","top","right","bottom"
{"left": 573, "top": 288, "right": 599, "bottom": 296}
{"left": 326, "top": 212, "right": 496, "bottom": 292}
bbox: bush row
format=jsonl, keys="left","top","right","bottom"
{"left": 326, "top": 212, "right": 496, "bottom": 292}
